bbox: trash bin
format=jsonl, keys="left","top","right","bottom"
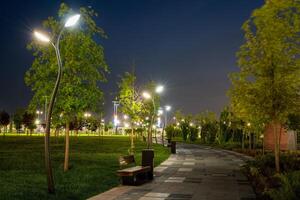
{"left": 167, "top": 138, "right": 171, "bottom": 147}
{"left": 171, "top": 141, "right": 176, "bottom": 154}
{"left": 142, "top": 149, "right": 154, "bottom": 180}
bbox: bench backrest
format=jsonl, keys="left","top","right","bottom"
{"left": 119, "top": 155, "right": 136, "bottom": 168}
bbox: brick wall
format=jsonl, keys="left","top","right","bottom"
{"left": 264, "top": 123, "right": 289, "bottom": 151}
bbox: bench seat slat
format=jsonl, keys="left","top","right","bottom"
{"left": 117, "top": 166, "right": 151, "bottom": 176}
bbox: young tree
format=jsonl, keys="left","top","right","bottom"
{"left": 0, "top": 110, "right": 10, "bottom": 135}
{"left": 229, "top": 0, "right": 300, "bottom": 172}
{"left": 13, "top": 109, "right": 25, "bottom": 133}
{"left": 25, "top": 3, "right": 109, "bottom": 173}
{"left": 142, "top": 81, "right": 161, "bottom": 148}
{"left": 22, "top": 111, "right": 36, "bottom": 135}
{"left": 118, "top": 71, "right": 143, "bottom": 154}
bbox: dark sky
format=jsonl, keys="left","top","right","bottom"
{"left": 0, "top": 0, "right": 263, "bottom": 117}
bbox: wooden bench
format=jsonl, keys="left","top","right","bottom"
{"left": 117, "top": 155, "right": 151, "bottom": 185}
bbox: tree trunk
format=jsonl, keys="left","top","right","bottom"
{"left": 249, "top": 132, "right": 251, "bottom": 150}
{"left": 242, "top": 131, "right": 244, "bottom": 150}
{"left": 147, "top": 117, "right": 154, "bottom": 149}
{"left": 130, "top": 127, "right": 134, "bottom": 154}
{"left": 64, "top": 122, "right": 70, "bottom": 172}
{"left": 273, "top": 121, "right": 280, "bottom": 173}
{"left": 154, "top": 129, "right": 158, "bottom": 144}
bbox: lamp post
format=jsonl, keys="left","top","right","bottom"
{"left": 161, "top": 105, "right": 171, "bottom": 146}
{"left": 33, "top": 14, "right": 80, "bottom": 193}
{"left": 142, "top": 85, "right": 164, "bottom": 149}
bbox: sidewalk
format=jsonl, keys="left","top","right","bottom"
{"left": 88, "top": 143, "right": 256, "bottom": 200}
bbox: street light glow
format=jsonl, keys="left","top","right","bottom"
{"left": 158, "top": 109, "right": 163, "bottom": 115}
{"left": 35, "top": 119, "right": 40, "bottom": 125}
{"left": 34, "top": 31, "right": 50, "bottom": 42}
{"left": 142, "top": 91, "right": 151, "bottom": 99}
{"left": 165, "top": 105, "right": 171, "bottom": 111}
{"left": 84, "top": 112, "right": 91, "bottom": 118}
{"left": 155, "top": 85, "right": 164, "bottom": 93}
{"left": 64, "top": 14, "right": 81, "bottom": 27}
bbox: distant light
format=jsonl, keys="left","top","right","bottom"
{"left": 247, "top": 122, "right": 251, "bottom": 127}
{"left": 35, "top": 119, "right": 40, "bottom": 125}
{"left": 158, "top": 109, "right": 163, "bottom": 116}
{"left": 142, "top": 92, "right": 151, "bottom": 99}
{"left": 34, "top": 31, "right": 50, "bottom": 42}
{"left": 123, "top": 115, "right": 128, "bottom": 120}
{"left": 124, "top": 122, "right": 129, "bottom": 128}
{"left": 155, "top": 85, "right": 164, "bottom": 93}
{"left": 84, "top": 112, "right": 91, "bottom": 118}
{"left": 65, "top": 14, "right": 80, "bottom": 27}
{"left": 145, "top": 117, "right": 149, "bottom": 120}
{"left": 189, "top": 123, "right": 194, "bottom": 126}
{"left": 165, "top": 105, "right": 171, "bottom": 111}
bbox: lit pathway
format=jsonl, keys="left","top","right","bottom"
{"left": 88, "top": 143, "right": 256, "bottom": 200}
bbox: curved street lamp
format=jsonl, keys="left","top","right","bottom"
{"left": 33, "top": 14, "right": 80, "bottom": 193}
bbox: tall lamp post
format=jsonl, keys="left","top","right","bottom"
{"left": 142, "top": 85, "right": 164, "bottom": 149}
{"left": 33, "top": 14, "right": 80, "bottom": 193}
{"left": 162, "top": 105, "right": 171, "bottom": 146}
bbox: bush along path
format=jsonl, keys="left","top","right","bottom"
{"left": 89, "top": 143, "right": 256, "bottom": 200}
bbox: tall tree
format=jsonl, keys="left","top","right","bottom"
{"left": 0, "top": 110, "right": 10, "bottom": 135}
{"left": 13, "top": 109, "right": 25, "bottom": 132}
{"left": 118, "top": 71, "right": 143, "bottom": 154}
{"left": 22, "top": 111, "right": 36, "bottom": 135}
{"left": 229, "top": 0, "right": 300, "bottom": 172}
{"left": 25, "top": 3, "right": 109, "bottom": 172}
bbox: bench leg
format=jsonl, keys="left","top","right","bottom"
{"left": 121, "top": 176, "right": 136, "bottom": 185}
{"left": 121, "top": 173, "right": 149, "bottom": 186}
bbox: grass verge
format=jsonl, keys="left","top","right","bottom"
{"left": 0, "top": 135, "right": 170, "bottom": 200}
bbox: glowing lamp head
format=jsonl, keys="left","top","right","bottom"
{"left": 155, "top": 85, "right": 164, "bottom": 93}
{"left": 65, "top": 14, "right": 80, "bottom": 27}
{"left": 34, "top": 31, "right": 50, "bottom": 42}
{"left": 142, "top": 92, "right": 151, "bottom": 99}
{"left": 165, "top": 105, "right": 171, "bottom": 111}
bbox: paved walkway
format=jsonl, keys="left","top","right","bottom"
{"left": 89, "top": 143, "right": 256, "bottom": 200}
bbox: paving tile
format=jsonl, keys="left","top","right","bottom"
{"left": 145, "top": 192, "right": 170, "bottom": 198}
{"left": 155, "top": 167, "right": 168, "bottom": 172}
{"left": 178, "top": 168, "right": 193, "bottom": 172}
{"left": 183, "top": 162, "right": 195, "bottom": 166}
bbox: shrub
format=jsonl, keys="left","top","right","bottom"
{"left": 266, "top": 171, "right": 300, "bottom": 200}
{"left": 165, "top": 125, "right": 174, "bottom": 139}
{"left": 189, "top": 126, "right": 198, "bottom": 142}
{"left": 173, "top": 127, "right": 182, "bottom": 137}
{"left": 180, "top": 122, "right": 190, "bottom": 141}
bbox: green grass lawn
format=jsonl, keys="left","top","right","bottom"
{"left": 0, "top": 135, "right": 170, "bottom": 200}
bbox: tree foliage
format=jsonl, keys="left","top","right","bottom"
{"left": 229, "top": 0, "right": 300, "bottom": 172}
{"left": 0, "top": 110, "right": 10, "bottom": 127}
{"left": 25, "top": 3, "right": 109, "bottom": 122}
{"left": 117, "top": 72, "right": 143, "bottom": 123}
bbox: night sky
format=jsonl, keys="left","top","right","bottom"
{"left": 0, "top": 0, "right": 263, "bottom": 117}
